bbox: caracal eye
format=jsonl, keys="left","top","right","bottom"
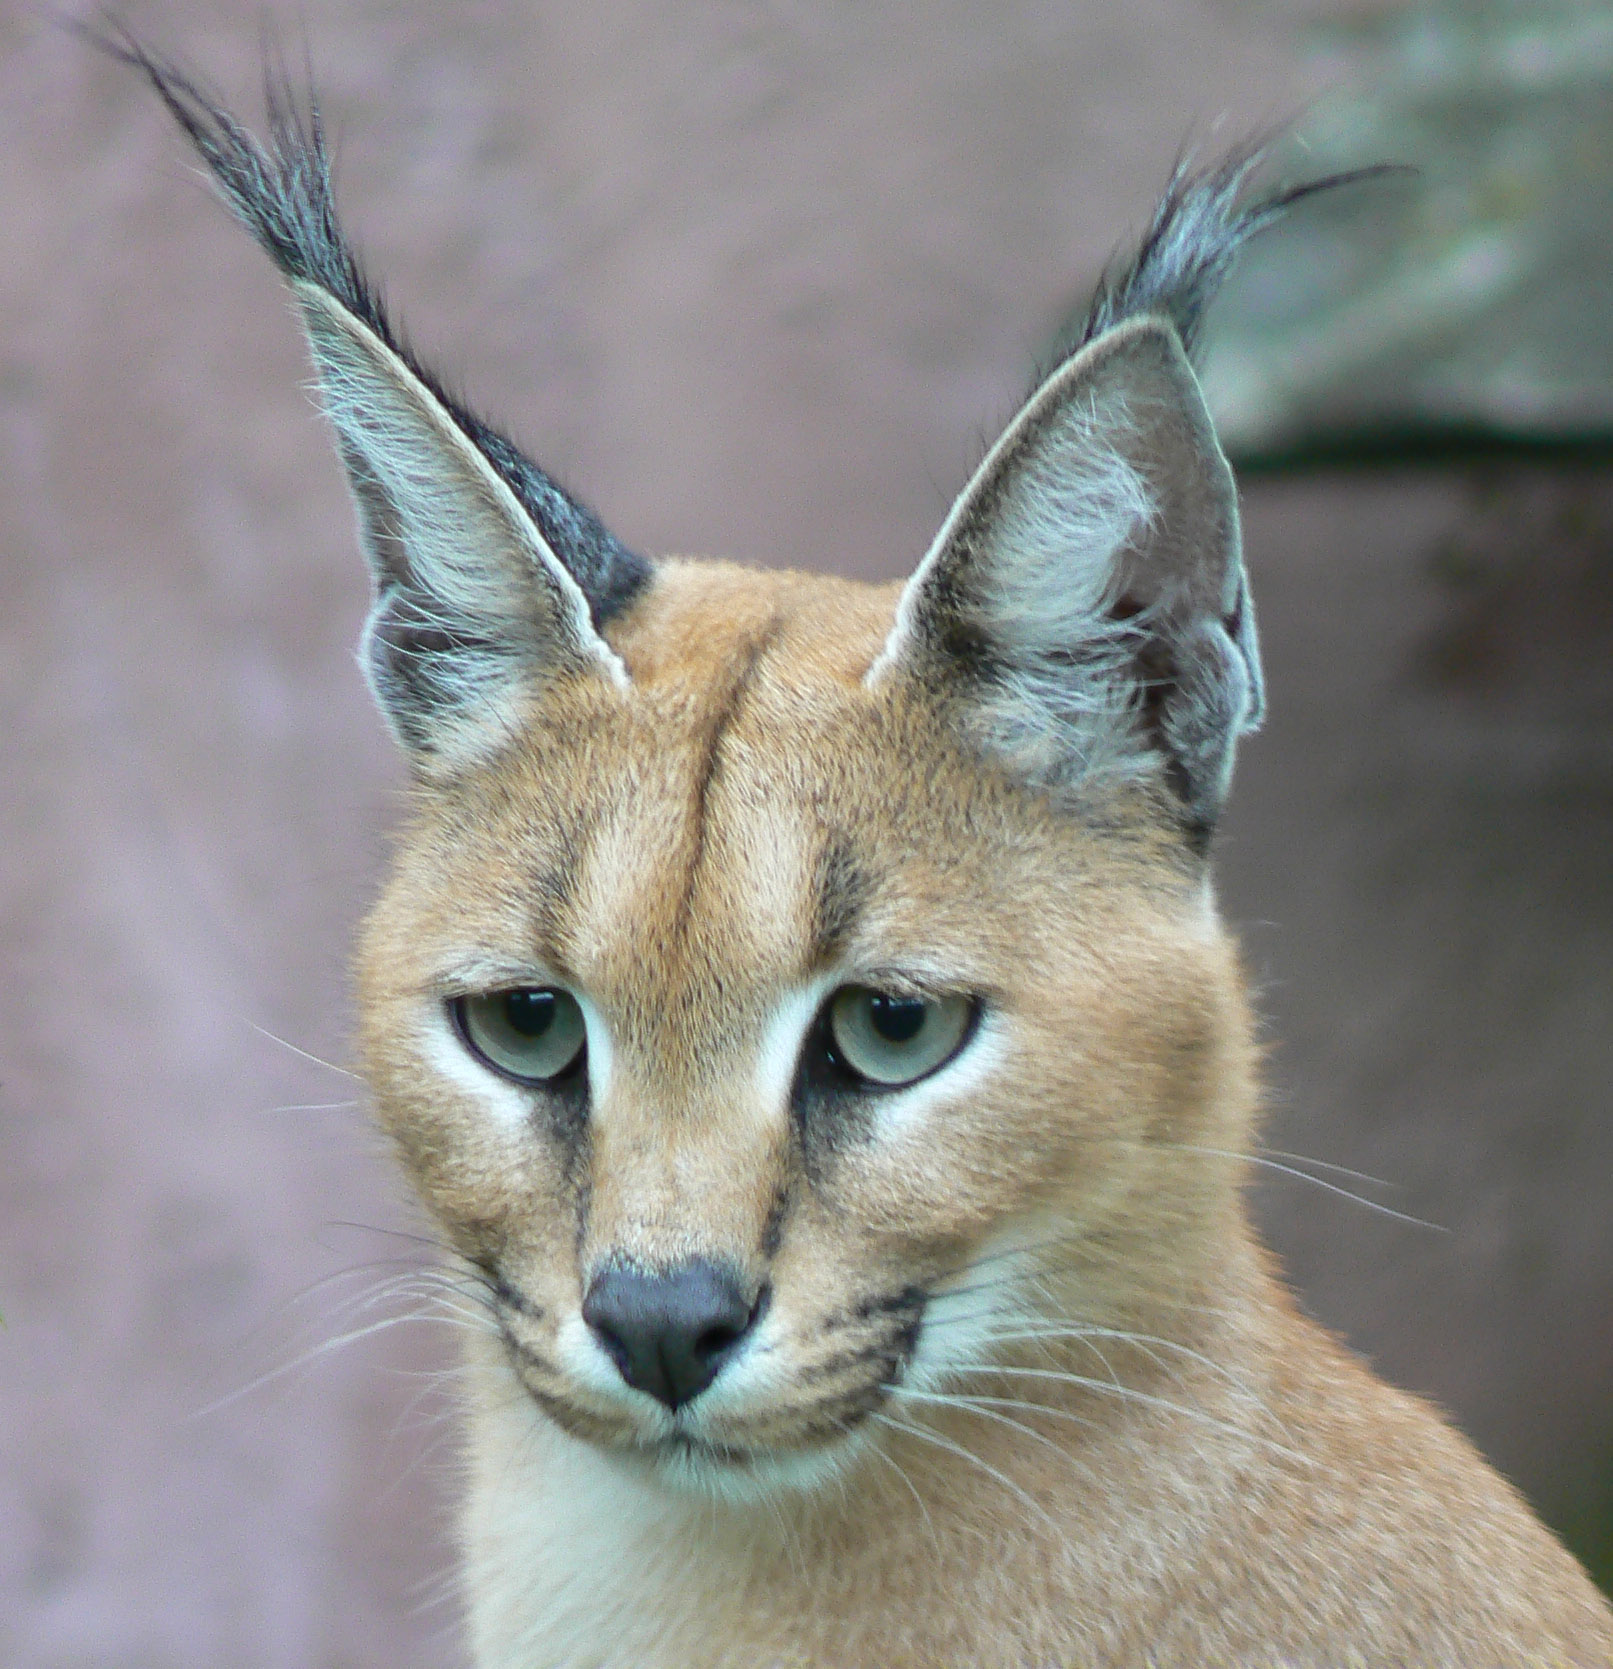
{"left": 825, "top": 987, "right": 975, "bottom": 1087}
{"left": 454, "top": 988, "right": 587, "bottom": 1085}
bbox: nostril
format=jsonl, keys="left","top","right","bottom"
{"left": 695, "top": 1323, "right": 740, "bottom": 1357}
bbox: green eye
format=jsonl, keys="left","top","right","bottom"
{"left": 455, "top": 988, "right": 587, "bottom": 1085}
{"left": 825, "top": 986, "right": 975, "bottom": 1088}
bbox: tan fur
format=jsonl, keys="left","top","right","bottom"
{"left": 356, "top": 560, "right": 1613, "bottom": 1667}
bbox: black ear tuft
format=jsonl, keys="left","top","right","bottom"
{"left": 91, "top": 21, "right": 649, "bottom": 638}
{"left": 1056, "top": 143, "right": 1405, "bottom": 365}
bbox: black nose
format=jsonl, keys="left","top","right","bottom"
{"left": 582, "top": 1260, "right": 761, "bottom": 1410}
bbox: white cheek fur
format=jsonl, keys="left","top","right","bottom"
{"left": 554, "top": 1306, "right": 647, "bottom": 1404}
{"left": 420, "top": 1002, "right": 535, "bottom": 1132}
{"left": 863, "top": 1012, "right": 1005, "bottom": 1143}
{"left": 904, "top": 1212, "right": 1051, "bottom": 1394}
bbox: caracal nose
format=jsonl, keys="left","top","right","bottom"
{"left": 582, "top": 1260, "right": 762, "bottom": 1409}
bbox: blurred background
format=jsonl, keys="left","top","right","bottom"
{"left": 2, "top": 1, "right": 1610, "bottom": 1664}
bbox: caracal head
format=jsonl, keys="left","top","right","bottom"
{"left": 357, "top": 411, "right": 1257, "bottom": 1489}
{"left": 114, "top": 43, "right": 1267, "bottom": 1491}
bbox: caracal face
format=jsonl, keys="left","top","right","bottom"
{"left": 357, "top": 560, "right": 1244, "bottom": 1489}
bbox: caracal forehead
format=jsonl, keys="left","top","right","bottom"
{"left": 402, "top": 554, "right": 1190, "bottom": 1056}
{"left": 438, "top": 562, "right": 909, "bottom": 1042}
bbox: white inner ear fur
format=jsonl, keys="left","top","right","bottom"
{"left": 866, "top": 317, "right": 1252, "bottom": 809}
{"left": 866, "top": 322, "right": 1162, "bottom": 696}
{"left": 293, "top": 283, "right": 627, "bottom": 766}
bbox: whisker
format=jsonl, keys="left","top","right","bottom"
{"left": 856, "top": 1421, "right": 940, "bottom": 1547}
{"left": 407, "top": 1559, "right": 468, "bottom": 1621}
{"left": 1253, "top": 1145, "right": 1401, "bottom": 1190}
{"left": 192, "top": 1269, "right": 497, "bottom": 1421}
{"left": 868, "top": 1409, "right": 1063, "bottom": 1539}
{"left": 1181, "top": 1145, "right": 1446, "bottom": 1231}
{"left": 189, "top": 1312, "right": 444, "bottom": 1419}
{"left": 296, "top": 1269, "right": 493, "bottom": 1338}
{"left": 927, "top": 1143, "right": 1434, "bottom": 1329}
{"left": 247, "top": 1020, "right": 362, "bottom": 1081}
{"left": 1060, "top": 1326, "right": 1255, "bottom": 1395}
{"left": 927, "top": 1241, "right": 1252, "bottom": 1320}
{"left": 323, "top": 1221, "right": 465, "bottom": 1254}
{"left": 897, "top": 1383, "right": 1103, "bottom": 1440}
{"left": 933, "top": 1362, "right": 1309, "bottom": 1467}
{"left": 922, "top": 1292, "right": 1246, "bottom": 1343}
{"left": 277, "top": 1257, "right": 437, "bottom": 1311}
{"left": 927, "top": 1235, "right": 1069, "bottom": 1294}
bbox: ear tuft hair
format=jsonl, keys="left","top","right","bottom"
{"left": 1058, "top": 144, "right": 1401, "bottom": 366}
{"left": 92, "top": 21, "right": 649, "bottom": 630}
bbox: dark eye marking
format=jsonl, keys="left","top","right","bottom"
{"left": 812, "top": 833, "right": 871, "bottom": 962}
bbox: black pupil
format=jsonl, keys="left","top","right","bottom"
{"left": 869, "top": 994, "right": 927, "bottom": 1044}
{"left": 504, "top": 989, "right": 557, "bottom": 1038}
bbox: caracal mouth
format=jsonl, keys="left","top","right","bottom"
{"left": 640, "top": 1428, "right": 759, "bottom": 1468}
{"left": 498, "top": 1309, "right": 904, "bottom": 1484}
{"left": 617, "top": 1422, "right": 868, "bottom": 1499}
{"left": 524, "top": 1382, "right": 888, "bottom": 1497}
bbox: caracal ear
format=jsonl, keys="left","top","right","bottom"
{"left": 870, "top": 315, "right": 1259, "bottom": 842}
{"left": 296, "top": 285, "right": 632, "bottom": 763}
{"left": 103, "top": 32, "right": 648, "bottom": 772}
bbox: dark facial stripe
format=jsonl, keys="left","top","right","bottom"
{"left": 500, "top": 1324, "right": 561, "bottom": 1380}
{"left": 672, "top": 617, "right": 783, "bottom": 933}
{"left": 491, "top": 1275, "right": 545, "bottom": 1322}
{"left": 759, "top": 1183, "right": 790, "bottom": 1260}
{"left": 811, "top": 830, "right": 871, "bottom": 965}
